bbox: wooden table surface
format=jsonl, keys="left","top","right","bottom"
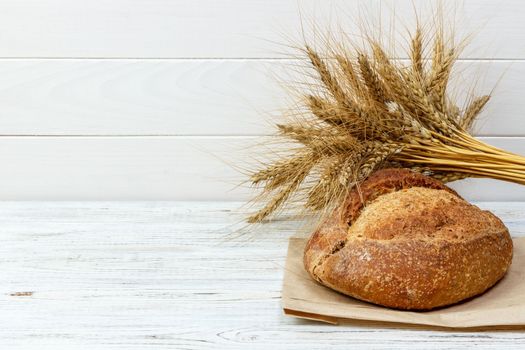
{"left": 1, "top": 201, "right": 524, "bottom": 349}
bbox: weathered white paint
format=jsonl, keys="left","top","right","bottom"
{"left": 0, "top": 201, "right": 523, "bottom": 349}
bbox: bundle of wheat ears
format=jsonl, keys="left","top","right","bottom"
{"left": 247, "top": 20, "right": 525, "bottom": 223}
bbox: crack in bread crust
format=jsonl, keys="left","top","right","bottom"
{"left": 343, "top": 168, "right": 459, "bottom": 225}
{"left": 304, "top": 169, "right": 459, "bottom": 282}
{"left": 303, "top": 168, "right": 513, "bottom": 310}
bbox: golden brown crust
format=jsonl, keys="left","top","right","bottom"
{"left": 303, "top": 169, "right": 513, "bottom": 310}
{"left": 342, "top": 168, "right": 460, "bottom": 225}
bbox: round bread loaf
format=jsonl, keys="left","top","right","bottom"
{"left": 303, "top": 168, "right": 513, "bottom": 310}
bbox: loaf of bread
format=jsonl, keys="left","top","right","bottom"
{"left": 303, "top": 168, "right": 513, "bottom": 310}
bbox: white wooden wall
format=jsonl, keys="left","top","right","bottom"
{"left": 1, "top": 0, "right": 525, "bottom": 200}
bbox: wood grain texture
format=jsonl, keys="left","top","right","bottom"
{"left": 0, "top": 0, "right": 524, "bottom": 201}
{"left": 0, "top": 135, "right": 521, "bottom": 200}
{"left": 0, "top": 201, "right": 524, "bottom": 349}
{"left": 0, "top": 59, "right": 283, "bottom": 136}
{"left": 0, "top": 0, "right": 524, "bottom": 58}
{"left": 0, "top": 59, "right": 522, "bottom": 136}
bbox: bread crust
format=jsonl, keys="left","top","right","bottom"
{"left": 303, "top": 169, "right": 513, "bottom": 310}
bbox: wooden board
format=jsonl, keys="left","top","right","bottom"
{"left": 0, "top": 201, "right": 524, "bottom": 348}
{"left": 0, "top": 0, "right": 524, "bottom": 58}
{"left": 0, "top": 59, "right": 522, "bottom": 136}
{"left": 0, "top": 136, "right": 521, "bottom": 200}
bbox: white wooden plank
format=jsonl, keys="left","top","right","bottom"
{"left": 0, "top": 59, "right": 523, "bottom": 136}
{"left": 0, "top": 0, "right": 524, "bottom": 58}
{"left": 0, "top": 59, "right": 285, "bottom": 136}
{"left": 0, "top": 135, "right": 253, "bottom": 200}
{"left": 0, "top": 201, "right": 524, "bottom": 349}
{"left": 0, "top": 136, "right": 522, "bottom": 201}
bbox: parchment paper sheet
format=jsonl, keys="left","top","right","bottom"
{"left": 282, "top": 237, "right": 525, "bottom": 328}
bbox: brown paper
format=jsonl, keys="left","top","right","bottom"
{"left": 282, "top": 237, "right": 525, "bottom": 328}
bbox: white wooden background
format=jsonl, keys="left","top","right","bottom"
{"left": 0, "top": 0, "right": 524, "bottom": 201}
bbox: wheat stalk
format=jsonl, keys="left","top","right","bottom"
{"left": 246, "top": 20, "right": 525, "bottom": 223}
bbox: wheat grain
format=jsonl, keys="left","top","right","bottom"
{"left": 432, "top": 171, "right": 469, "bottom": 182}
{"left": 411, "top": 28, "right": 424, "bottom": 79}
{"left": 335, "top": 54, "right": 364, "bottom": 97}
{"left": 246, "top": 19, "right": 525, "bottom": 223}
{"left": 460, "top": 95, "right": 490, "bottom": 130}
{"left": 247, "top": 169, "right": 308, "bottom": 223}
{"left": 358, "top": 53, "right": 387, "bottom": 103}
{"left": 305, "top": 46, "right": 348, "bottom": 106}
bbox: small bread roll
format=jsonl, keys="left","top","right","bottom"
{"left": 304, "top": 169, "right": 513, "bottom": 310}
